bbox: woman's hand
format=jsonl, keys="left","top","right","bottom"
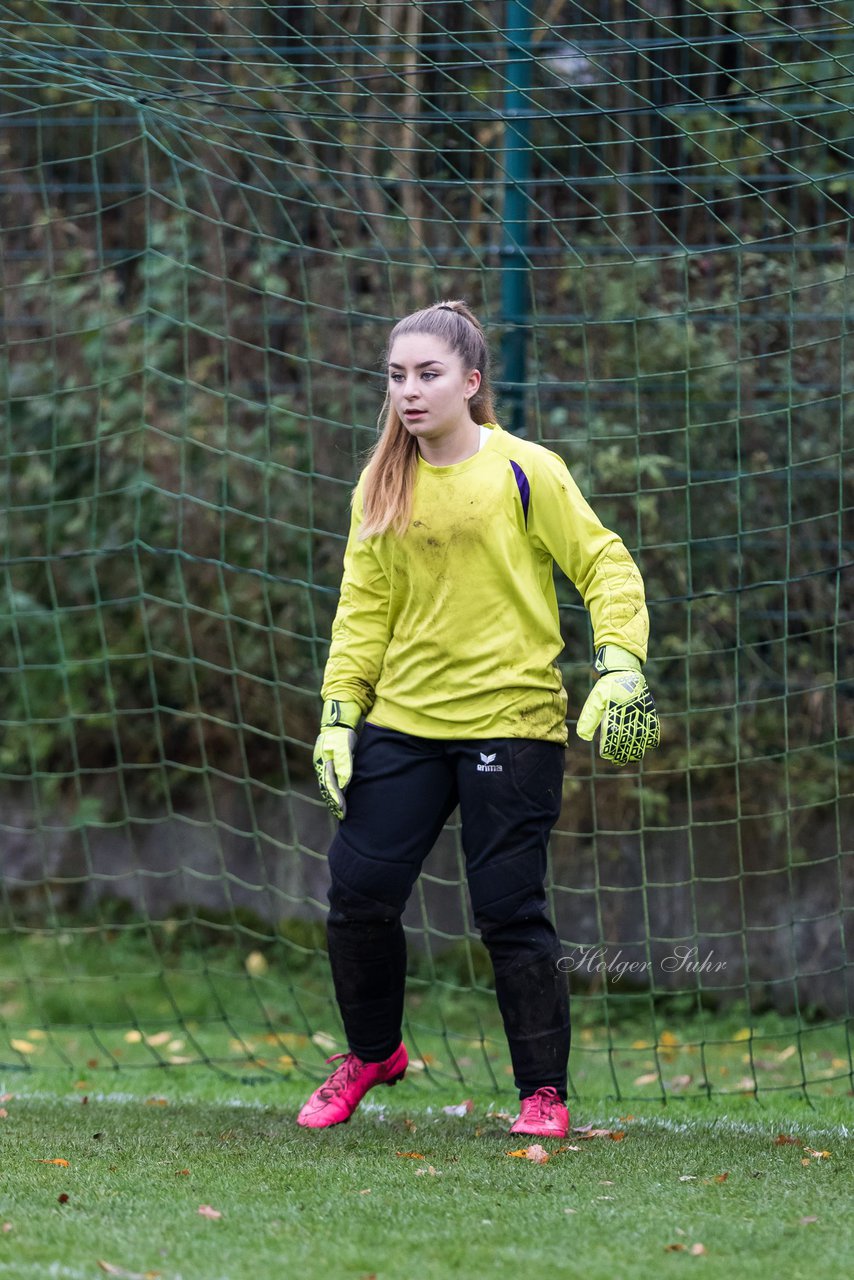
{"left": 576, "top": 645, "right": 660, "bottom": 766}
{"left": 313, "top": 699, "right": 362, "bottom": 818}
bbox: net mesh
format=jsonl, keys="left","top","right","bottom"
{"left": 0, "top": 1, "right": 852, "bottom": 1099}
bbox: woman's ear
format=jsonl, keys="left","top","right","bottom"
{"left": 465, "top": 368, "right": 482, "bottom": 401}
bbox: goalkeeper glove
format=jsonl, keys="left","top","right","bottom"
{"left": 577, "top": 644, "right": 660, "bottom": 766}
{"left": 313, "top": 699, "right": 362, "bottom": 819}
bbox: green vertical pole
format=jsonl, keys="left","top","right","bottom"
{"left": 500, "top": 0, "right": 533, "bottom": 436}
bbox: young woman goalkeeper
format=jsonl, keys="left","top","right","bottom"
{"left": 298, "top": 300, "right": 660, "bottom": 1136}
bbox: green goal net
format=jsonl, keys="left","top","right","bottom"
{"left": 0, "top": 1, "right": 851, "bottom": 1101}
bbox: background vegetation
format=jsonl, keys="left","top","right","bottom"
{"left": 0, "top": 2, "right": 851, "bottom": 1020}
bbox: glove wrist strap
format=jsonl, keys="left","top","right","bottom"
{"left": 594, "top": 644, "right": 643, "bottom": 675}
{"left": 320, "top": 698, "right": 362, "bottom": 732}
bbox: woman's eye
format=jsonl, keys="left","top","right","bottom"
{"left": 421, "top": 372, "right": 436, "bottom": 381}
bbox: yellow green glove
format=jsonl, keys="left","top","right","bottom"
{"left": 577, "top": 645, "right": 660, "bottom": 766}
{"left": 313, "top": 699, "right": 362, "bottom": 819}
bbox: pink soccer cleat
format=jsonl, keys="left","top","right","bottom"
{"left": 296, "top": 1042, "right": 409, "bottom": 1128}
{"left": 509, "top": 1086, "right": 570, "bottom": 1138}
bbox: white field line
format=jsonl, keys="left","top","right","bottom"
{"left": 3, "top": 1085, "right": 850, "bottom": 1140}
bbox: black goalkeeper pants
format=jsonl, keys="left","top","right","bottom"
{"left": 325, "top": 723, "right": 570, "bottom": 1101}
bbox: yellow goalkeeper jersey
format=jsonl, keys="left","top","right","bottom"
{"left": 321, "top": 422, "right": 649, "bottom": 744}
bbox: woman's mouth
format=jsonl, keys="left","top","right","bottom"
{"left": 404, "top": 409, "right": 426, "bottom": 420}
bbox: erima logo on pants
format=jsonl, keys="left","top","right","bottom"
{"left": 477, "top": 751, "right": 503, "bottom": 773}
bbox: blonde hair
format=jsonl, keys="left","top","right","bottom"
{"left": 359, "top": 300, "right": 497, "bottom": 539}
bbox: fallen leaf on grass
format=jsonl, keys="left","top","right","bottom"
{"left": 573, "top": 1127, "right": 625, "bottom": 1141}
{"left": 2, "top": 1224, "right": 11, "bottom": 1234}
{"left": 413, "top": 1165, "right": 441, "bottom": 1176}
{"left": 0, "top": 1109, "right": 7, "bottom": 1119}
{"left": 311, "top": 1032, "right": 337, "bottom": 1051}
{"left": 38, "top": 1159, "right": 69, "bottom": 1167}
{"left": 145, "top": 1032, "right": 171, "bottom": 1047}
{"left": 244, "top": 950, "right": 268, "bottom": 977}
{"left": 58, "top": 1194, "right": 69, "bottom": 1204}
{"left": 10, "top": 1040, "right": 36, "bottom": 1055}
{"left": 665, "top": 1242, "right": 707, "bottom": 1255}
{"left": 144, "top": 1098, "right": 168, "bottom": 1107}
{"left": 804, "top": 1148, "right": 831, "bottom": 1159}
{"left": 667, "top": 1075, "right": 693, "bottom": 1091}
{"left": 633, "top": 1072, "right": 659, "bottom": 1086}
{"left": 507, "top": 1145, "right": 550, "bottom": 1164}
{"left": 197, "top": 1205, "right": 222, "bottom": 1220}
{"left": 97, "top": 1262, "right": 161, "bottom": 1279}
{"left": 799, "top": 1216, "right": 819, "bottom": 1225}
{"left": 442, "top": 1100, "right": 474, "bottom": 1116}
{"left": 774, "top": 1134, "right": 803, "bottom": 1146}
{"left": 395, "top": 1152, "right": 424, "bottom": 1159}
{"left": 175, "top": 1169, "right": 190, "bottom": 1176}
{"left": 485, "top": 1110, "right": 513, "bottom": 1122}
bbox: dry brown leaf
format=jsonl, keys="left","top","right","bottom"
{"left": 575, "top": 1127, "right": 625, "bottom": 1140}
{"left": 442, "top": 1100, "right": 474, "bottom": 1116}
{"left": 690, "top": 1243, "right": 708, "bottom": 1256}
{"left": 413, "top": 1165, "right": 440, "bottom": 1176}
{"left": 0, "top": 1109, "right": 7, "bottom": 1119}
{"left": 668, "top": 1075, "right": 693, "bottom": 1090}
{"left": 58, "top": 1194, "right": 69, "bottom": 1204}
{"left": 97, "top": 1263, "right": 161, "bottom": 1280}
{"left": 175, "top": 1169, "right": 190, "bottom": 1176}
{"left": 804, "top": 1147, "right": 831, "bottom": 1159}
{"left": 144, "top": 1098, "right": 168, "bottom": 1107}
{"left": 665, "top": 1243, "right": 686, "bottom": 1252}
{"left": 395, "top": 1152, "right": 424, "bottom": 1159}
{"left": 633, "top": 1072, "right": 659, "bottom": 1086}
{"left": 38, "top": 1159, "right": 69, "bottom": 1167}
{"left": 506, "top": 1145, "right": 549, "bottom": 1164}
{"left": 774, "top": 1134, "right": 802, "bottom": 1146}
{"left": 197, "top": 1205, "right": 222, "bottom": 1220}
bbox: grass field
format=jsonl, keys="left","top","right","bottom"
{"left": 1, "top": 927, "right": 852, "bottom": 1277}
{"left": 1, "top": 1075, "right": 851, "bottom": 1280}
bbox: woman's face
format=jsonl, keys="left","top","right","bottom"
{"left": 387, "top": 333, "right": 481, "bottom": 442}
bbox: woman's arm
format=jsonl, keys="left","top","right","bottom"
{"left": 528, "top": 449, "right": 648, "bottom": 661}
{"left": 321, "top": 482, "right": 392, "bottom": 715}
